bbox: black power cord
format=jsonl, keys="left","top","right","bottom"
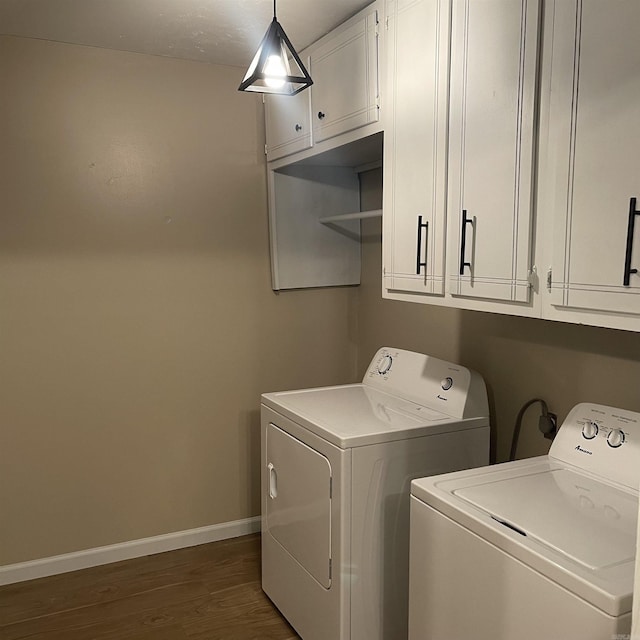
{"left": 509, "top": 398, "right": 558, "bottom": 461}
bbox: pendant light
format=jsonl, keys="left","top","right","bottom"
{"left": 238, "top": 0, "right": 313, "bottom": 96}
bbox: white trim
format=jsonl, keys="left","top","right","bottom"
{"left": 0, "top": 516, "right": 261, "bottom": 586}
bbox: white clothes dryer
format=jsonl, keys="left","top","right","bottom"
{"left": 408, "top": 402, "right": 640, "bottom": 640}
{"left": 260, "top": 347, "right": 490, "bottom": 640}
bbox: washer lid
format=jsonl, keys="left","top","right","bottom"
{"left": 411, "top": 457, "right": 638, "bottom": 617}
{"left": 261, "top": 384, "right": 483, "bottom": 448}
{"left": 455, "top": 469, "right": 637, "bottom": 571}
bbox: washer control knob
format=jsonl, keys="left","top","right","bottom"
{"left": 441, "top": 377, "right": 453, "bottom": 391}
{"left": 607, "top": 428, "right": 625, "bottom": 448}
{"left": 581, "top": 421, "right": 599, "bottom": 440}
{"left": 377, "top": 355, "right": 393, "bottom": 375}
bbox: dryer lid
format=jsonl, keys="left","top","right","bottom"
{"left": 454, "top": 468, "right": 638, "bottom": 570}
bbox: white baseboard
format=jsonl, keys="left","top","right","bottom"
{"left": 0, "top": 516, "right": 261, "bottom": 586}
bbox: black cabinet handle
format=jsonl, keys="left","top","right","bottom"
{"left": 295, "top": 123, "right": 302, "bottom": 131}
{"left": 317, "top": 111, "right": 326, "bottom": 120}
{"left": 416, "top": 215, "right": 428, "bottom": 274}
{"left": 459, "top": 209, "right": 473, "bottom": 275}
{"left": 623, "top": 197, "right": 639, "bottom": 286}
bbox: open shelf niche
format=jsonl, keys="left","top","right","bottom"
{"left": 268, "top": 132, "right": 383, "bottom": 291}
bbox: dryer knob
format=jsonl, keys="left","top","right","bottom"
{"left": 581, "top": 421, "right": 598, "bottom": 440}
{"left": 607, "top": 428, "right": 625, "bottom": 448}
{"left": 441, "top": 377, "right": 453, "bottom": 391}
{"left": 377, "top": 355, "right": 393, "bottom": 375}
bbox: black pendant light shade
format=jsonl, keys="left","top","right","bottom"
{"left": 238, "top": 3, "right": 313, "bottom": 96}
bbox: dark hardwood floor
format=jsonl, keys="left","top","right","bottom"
{"left": 0, "top": 534, "right": 299, "bottom": 640}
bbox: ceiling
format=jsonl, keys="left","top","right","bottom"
{"left": 0, "top": 0, "right": 372, "bottom": 67}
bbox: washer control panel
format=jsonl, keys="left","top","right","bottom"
{"left": 579, "top": 417, "right": 629, "bottom": 449}
{"left": 550, "top": 403, "right": 640, "bottom": 490}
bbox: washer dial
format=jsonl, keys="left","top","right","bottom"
{"left": 441, "top": 377, "right": 453, "bottom": 391}
{"left": 607, "top": 428, "right": 625, "bottom": 448}
{"left": 581, "top": 421, "right": 599, "bottom": 440}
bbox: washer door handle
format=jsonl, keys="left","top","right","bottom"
{"left": 268, "top": 463, "right": 278, "bottom": 499}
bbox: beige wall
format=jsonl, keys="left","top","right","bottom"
{"left": 0, "top": 36, "right": 358, "bottom": 565}
{"left": 358, "top": 168, "right": 640, "bottom": 464}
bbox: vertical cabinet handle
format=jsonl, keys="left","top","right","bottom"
{"left": 459, "top": 209, "right": 474, "bottom": 275}
{"left": 268, "top": 463, "right": 278, "bottom": 499}
{"left": 623, "top": 197, "right": 639, "bottom": 286}
{"left": 416, "top": 215, "right": 428, "bottom": 274}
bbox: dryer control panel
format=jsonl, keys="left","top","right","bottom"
{"left": 363, "top": 347, "right": 489, "bottom": 420}
{"left": 550, "top": 403, "right": 640, "bottom": 490}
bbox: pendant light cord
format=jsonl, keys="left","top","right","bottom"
{"left": 273, "top": 0, "right": 277, "bottom": 19}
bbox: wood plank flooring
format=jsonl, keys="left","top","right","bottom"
{"left": 0, "top": 534, "right": 299, "bottom": 640}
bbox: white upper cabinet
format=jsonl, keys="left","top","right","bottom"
{"left": 311, "top": 6, "right": 380, "bottom": 144}
{"left": 261, "top": 0, "right": 640, "bottom": 329}
{"left": 264, "top": 74, "right": 312, "bottom": 162}
{"left": 545, "top": 0, "right": 640, "bottom": 319}
{"left": 383, "top": 0, "right": 542, "bottom": 315}
{"left": 383, "top": 0, "right": 450, "bottom": 296}
{"left": 447, "top": 0, "right": 540, "bottom": 304}
{"left": 263, "top": 1, "right": 384, "bottom": 291}
{"left": 264, "top": 0, "right": 383, "bottom": 168}
{"left": 381, "top": 0, "right": 640, "bottom": 329}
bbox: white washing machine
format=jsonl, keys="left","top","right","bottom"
{"left": 260, "top": 347, "right": 490, "bottom": 640}
{"left": 409, "top": 402, "right": 640, "bottom": 640}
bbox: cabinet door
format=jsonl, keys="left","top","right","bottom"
{"left": 547, "top": 1, "right": 640, "bottom": 315}
{"left": 264, "top": 69, "right": 312, "bottom": 162}
{"left": 311, "top": 6, "right": 380, "bottom": 143}
{"left": 447, "top": 0, "right": 540, "bottom": 303}
{"left": 383, "top": 0, "right": 450, "bottom": 296}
